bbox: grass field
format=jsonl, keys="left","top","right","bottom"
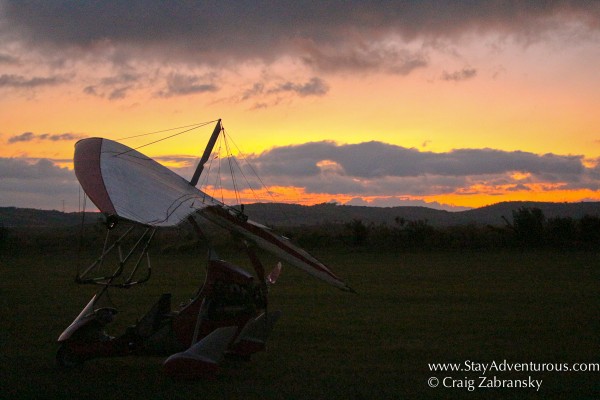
{"left": 1, "top": 246, "right": 599, "bottom": 399}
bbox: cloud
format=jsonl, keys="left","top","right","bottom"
{"left": 83, "top": 85, "right": 98, "bottom": 96}
{"left": 7, "top": 132, "right": 85, "bottom": 144}
{"left": 250, "top": 142, "right": 585, "bottom": 179}
{"left": 441, "top": 68, "right": 477, "bottom": 81}
{"left": 299, "top": 40, "right": 429, "bottom": 74}
{"left": 0, "top": 157, "right": 71, "bottom": 179}
{"left": 0, "top": 73, "right": 67, "bottom": 88}
{"left": 81, "top": 72, "right": 140, "bottom": 100}
{"left": 0, "top": 157, "right": 80, "bottom": 210}
{"left": 172, "top": 140, "right": 600, "bottom": 207}
{"left": 237, "top": 77, "right": 329, "bottom": 108}
{"left": 156, "top": 73, "right": 219, "bottom": 98}
{"left": 108, "top": 86, "right": 131, "bottom": 100}
{"left": 100, "top": 72, "right": 139, "bottom": 86}
{"left": 7, "top": 132, "right": 34, "bottom": 143}
{"left": 0, "top": 52, "right": 18, "bottom": 64}
{"left": 241, "top": 83, "right": 265, "bottom": 101}
{"left": 268, "top": 77, "right": 329, "bottom": 97}
{"left": 215, "top": 141, "right": 597, "bottom": 197}
{"left": 1, "top": 2, "right": 597, "bottom": 72}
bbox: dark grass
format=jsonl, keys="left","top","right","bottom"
{"left": 1, "top": 248, "right": 599, "bottom": 399}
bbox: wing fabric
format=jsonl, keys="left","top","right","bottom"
{"left": 74, "top": 137, "right": 222, "bottom": 227}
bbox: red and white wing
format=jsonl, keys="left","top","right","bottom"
{"left": 74, "top": 137, "right": 221, "bottom": 227}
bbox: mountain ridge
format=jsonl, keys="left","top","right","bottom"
{"left": 2, "top": 201, "right": 600, "bottom": 228}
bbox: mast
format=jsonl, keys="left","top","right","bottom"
{"left": 190, "top": 119, "right": 222, "bottom": 187}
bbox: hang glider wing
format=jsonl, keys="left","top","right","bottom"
{"left": 74, "top": 136, "right": 352, "bottom": 291}
{"left": 74, "top": 137, "right": 222, "bottom": 227}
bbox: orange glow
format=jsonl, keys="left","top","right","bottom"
{"left": 424, "top": 188, "right": 600, "bottom": 209}
{"left": 201, "top": 183, "right": 600, "bottom": 210}
{"left": 201, "top": 185, "right": 356, "bottom": 206}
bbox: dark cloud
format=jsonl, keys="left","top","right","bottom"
{"left": 0, "top": 52, "right": 18, "bottom": 64}
{"left": 83, "top": 84, "right": 132, "bottom": 100}
{"left": 240, "top": 78, "right": 329, "bottom": 106}
{"left": 156, "top": 73, "right": 219, "bottom": 98}
{"left": 242, "top": 83, "right": 265, "bottom": 101}
{"left": 108, "top": 86, "right": 131, "bottom": 100}
{"left": 427, "top": 148, "right": 583, "bottom": 176}
{"left": 441, "top": 68, "right": 477, "bottom": 81}
{"left": 389, "top": 56, "right": 429, "bottom": 75}
{"left": 0, "top": 73, "right": 67, "bottom": 88}
{"left": 2, "top": 1, "right": 597, "bottom": 71}
{"left": 181, "top": 141, "right": 599, "bottom": 199}
{"left": 7, "top": 132, "right": 85, "bottom": 143}
{"left": 249, "top": 141, "right": 586, "bottom": 180}
{"left": 0, "top": 157, "right": 72, "bottom": 179}
{"left": 268, "top": 77, "right": 329, "bottom": 97}
{"left": 299, "top": 41, "right": 429, "bottom": 74}
{"left": 7, "top": 132, "right": 35, "bottom": 143}
{"left": 82, "top": 72, "right": 140, "bottom": 100}
{"left": 0, "top": 157, "right": 80, "bottom": 210}
{"left": 100, "top": 72, "right": 139, "bottom": 85}
{"left": 83, "top": 85, "right": 98, "bottom": 96}
{"left": 42, "top": 133, "right": 86, "bottom": 142}
{"left": 249, "top": 102, "right": 267, "bottom": 110}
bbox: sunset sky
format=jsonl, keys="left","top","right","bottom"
{"left": 1, "top": 1, "right": 599, "bottom": 212}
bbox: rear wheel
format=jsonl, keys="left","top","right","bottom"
{"left": 56, "top": 344, "right": 84, "bottom": 368}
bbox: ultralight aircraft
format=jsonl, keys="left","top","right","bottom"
{"left": 56, "top": 120, "right": 352, "bottom": 378}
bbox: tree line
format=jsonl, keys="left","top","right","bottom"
{"left": 284, "top": 206, "right": 600, "bottom": 251}
{"left": 2, "top": 206, "right": 599, "bottom": 254}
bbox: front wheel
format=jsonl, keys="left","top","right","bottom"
{"left": 56, "top": 343, "right": 84, "bottom": 368}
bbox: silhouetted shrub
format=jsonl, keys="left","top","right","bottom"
{"left": 511, "top": 206, "right": 545, "bottom": 247}
{"left": 545, "top": 217, "right": 577, "bottom": 248}
{"left": 579, "top": 215, "right": 600, "bottom": 247}
{"left": 345, "top": 219, "right": 369, "bottom": 246}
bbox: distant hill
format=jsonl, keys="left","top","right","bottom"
{"left": 3, "top": 201, "right": 600, "bottom": 229}
{"left": 243, "top": 203, "right": 456, "bottom": 226}
{"left": 244, "top": 201, "right": 600, "bottom": 227}
{"left": 0, "top": 207, "right": 101, "bottom": 228}
{"left": 459, "top": 201, "right": 600, "bottom": 226}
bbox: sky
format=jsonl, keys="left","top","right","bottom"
{"left": 1, "top": 1, "right": 600, "bottom": 212}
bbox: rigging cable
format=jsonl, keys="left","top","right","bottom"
{"left": 222, "top": 129, "right": 242, "bottom": 207}
{"left": 223, "top": 131, "right": 260, "bottom": 203}
{"left": 224, "top": 131, "right": 293, "bottom": 226}
{"left": 225, "top": 132, "right": 280, "bottom": 205}
{"left": 214, "top": 136, "right": 225, "bottom": 204}
{"left": 116, "top": 120, "right": 219, "bottom": 141}
{"left": 113, "top": 120, "right": 218, "bottom": 157}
